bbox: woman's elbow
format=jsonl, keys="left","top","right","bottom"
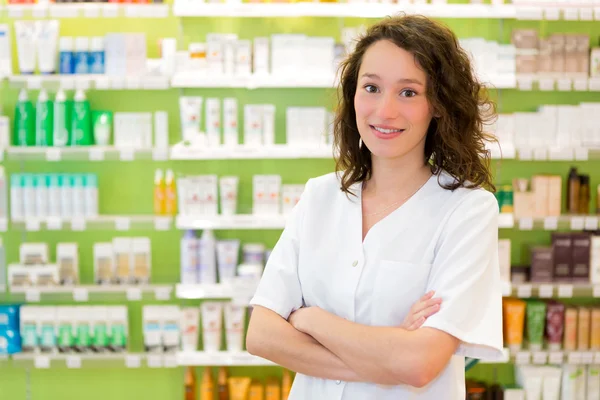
{"left": 245, "top": 321, "right": 263, "bottom": 356}
{"left": 391, "top": 359, "right": 438, "bottom": 388}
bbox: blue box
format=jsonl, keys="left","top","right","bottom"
{"left": 0, "top": 328, "right": 22, "bottom": 354}
{"left": 0, "top": 305, "right": 19, "bottom": 330}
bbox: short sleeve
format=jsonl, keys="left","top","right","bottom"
{"left": 421, "top": 190, "right": 504, "bottom": 361}
{"left": 248, "top": 180, "right": 311, "bottom": 319}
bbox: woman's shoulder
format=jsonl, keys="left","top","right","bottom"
{"left": 433, "top": 170, "right": 498, "bottom": 213}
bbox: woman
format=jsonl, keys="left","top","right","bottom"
{"left": 246, "top": 14, "right": 503, "bottom": 399}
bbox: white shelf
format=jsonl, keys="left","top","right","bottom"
{"left": 9, "top": 284, "right": 173, "bottom": 302}
{"left": 171, "top": 73, "right": 337, "bottom": 89}
{"left": 509, "top": 215, "right": 600, "bottom": 231}
{"left": 176, "top": 283, "right": 234, "bottom": 299}
{"left": 8, "top": 75, "right": 170, "bottom": 91}
{"left": 176, "top": 214, "right": 288, "bottom": 230}
{"left": 505, "top": 283, "right": 600, "bottom": 299}
{"left": 5, "top": 3, "right": 169, "bottom": 18}
{"left": 170, "top": 144, "right": 334, "bottom": 160}
{"left": 508, "top": 350, "right": 600, "bottom": 366}
{"left": 176, "top": 351, "right": 275, "bottom": 367}
{"left": 6, "top": 146, "right": 170, "bottom": 162}
{"left": 11, "top": 353, "right": 177, "bottom": 368}
{"left": 12, "top": 215, "right": 173, "bottom": 232}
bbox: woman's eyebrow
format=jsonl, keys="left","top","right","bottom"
{"left": 359, "top": 73, "right": 424, "bottom": 86}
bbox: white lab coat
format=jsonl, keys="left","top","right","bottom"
{"left": 250, "top": 171, "right": 504, "bottom": 400}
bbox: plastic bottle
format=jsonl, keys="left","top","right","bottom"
{"left": 22, "top": 174, "right": 36, "bottom": 219}
{"left": 154, "top": 169, "right": 166, "bottom": 215}
{"left": 72, "top": 174, "right": 85, "bottom": 218}
{"left": 53, "top": 89, "right": 70, "bottom": 147}
{"left": 89, "top": 36, "right": 105, "bottom": 74}
{"left": 217, "top": 367, "right": 229, "bottom": 400}
{"left": 180, "top": 230, "right": 198, "bottom": 285}
{"left": 200, "top": 367, "right": 214, "bottom": 400}
{"left": 35, "top": 174, "right": 48, "bottom": 219}
{"left": 60, "top": 174, "right": 73, "bottom": 219}
{"left": 35, "top": 89, "right": 54, "bottom": 146}
{"left": 10, "top": 174, "right": 23, "bottom": 221}
{"left": 578, "top": 174, "right": 590, "bottom": 215}
{"left": 165, "top": 169, "right": 177, "bottom": 215}
{"left": 567, "top": 167, "right": 580, "bottom": 214}
{"left": 198, "top": 229, "right": 217, "bottom": 284}
{"left": 47, "top": 174, "right": 61, "bottom": 217}
{"left": 184, "top": 366, "right": 196, "bottom": 400}
{"left": 13, "top": 89, "right": 35, "bottom": 146}
{"left": 71, "top": 89, "right": 93, "bottom": 146}
{"left": 84, "top": 174, "right": 98, "bottom": 218}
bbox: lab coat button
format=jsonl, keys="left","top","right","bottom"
{"left": 336, "top": 380, "right": 342, "bottom": 385}
{"left": 352, "top": 260, "right": 358, "bottom": 267}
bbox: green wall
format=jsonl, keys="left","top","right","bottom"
{"left": 1, "top": 2, "right": 599, "bottom": 398}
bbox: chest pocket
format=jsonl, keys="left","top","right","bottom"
{"left": 372, "top": 261, "right": 432, "bottom": 326}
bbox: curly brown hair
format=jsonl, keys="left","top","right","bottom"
{"left": 334, "top": 14, "right": 497, "bottom": 194}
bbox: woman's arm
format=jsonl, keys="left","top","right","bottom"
{"left": 289, "top": 307, "right": 458, "bottom": 388}
{"left": 246, "top": 306, "right": 363, "bottom": 382}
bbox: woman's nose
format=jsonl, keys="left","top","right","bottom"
{"left": 376, "top": 94, "right": 398, "bottom": 120}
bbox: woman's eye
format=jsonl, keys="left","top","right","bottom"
{"left": 401, "top": 89, "right": 417, "bottom": 98}
{"left": 364, "top": 85, "right": 378, "bottom": 93}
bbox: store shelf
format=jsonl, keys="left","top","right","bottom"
{"left": 10, "top": 353, "right": 177, "bottom": 369}
{"left": 12, "top": 215, "right": 173, "bottom": 232}
{"left": 171, "top": 73, "right": 337, "bottom": 89}
{"left": 5, "top": 146, "right": 170, "bottom": 162}
{"left": 509, "top": 350, "right": 600, "bottom": 366}
{"left": 508, "top": 215, "right": 600, "bottom": 231}
{"left": 503, "top": 282, "right": 600, "bottom": 299}
{"left": 176, "top": 214, "right": 287, "bottom": 230}
{"left": 8, "top": 284, "right": 173, "bottom": 302}
{"left": 176, "top": 283, "right": 234, "bottom": 299}
{"left": 515, "top": 76, "right": 600, "bottom": 92}
{"left": 170, "top": 144, "right": 334, "bottom": 160}
{"left": 8, "top": 75, "right": 170, "bottom": 91}
{"left": 5, "top": 3, "right": 169, "bottom": 19}
{"left": 176, "top": 351, "right": 275, "bottom": 367}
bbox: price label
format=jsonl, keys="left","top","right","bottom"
{"left": 27, "top": 77, "right": 42, "bottom": 90}
{"left": 595, "top": 352, "right": 600, "bottom": 364}
{"left": 539, "top": 284, "right": 554, "bottom": 298}
{"left": 115, "top": 217, "right": 130, "bottom": 231}
{"left": 557, "top": 78, "right": 572, "bottom": 91}
{"left": 46, "top": 148, "right": 62, "bottom": 162}
{"left": 89, "top": 148, "right": 105, "bottom": 161}
{"left": 574, "top": 78, "right": 588, "bottom": 91}
{"left": 152, "top": 148, "right": 169, "bottom": 161}
{"left": 126, "top": 287, "right": 142, "bottom": 301}
{"left": 575, "top": 148, "right": 589, "bottom": 161}
{"left": 73, "top": 288, "right": 89, "bottom": 302}
{"left": 568, "top": 352, "right": 583, "bottom": 364}
{"left": 50, "top": 5, "right": 79, "bottom": 18}
{"left": 125, "top": 354, "right": 141, "bottom": 368}
{"left": 532, "top": 352, "right": 548, "bottom": 364}
{"left": 558, "top": 284, "right": 573, "bottom": 298}
{"left": 519, "top": 218, "right": 534, "bottom": 231}
{"left": 26, "top": 219, "right": 40, "bottom": 232}
{"left": 25, "top": 289, "right": 41, "bottom": 303}
{"left": 34, "top": 356, "right": 50, "bottom": 369}
{"left": 582, "top": 352, "right": 594, "bottom": 364}
{"left": 119, "top": 149, "right": 135, "bottom": 161}
{"left": 75, "top": 79, "right": 91, "bottom": 91}
{"left": 110, "top": 77, "right": 125, "bottom": 90}
{"left": 570, "top": 217, "right": 585, "bottom": 231}
{"left": 125, "top": 78, "right": 142, "bottom": 90}
{"left": 518, "top": 148, "right": 533, "bottom": 160}
{"left": 533, "top": 148, "right": 547, "bottom": 161}
{"left": 124, "top": 5, "right": 141, "bottom": 18}
{"left": 593, "top": 286, "right": 600, "bottom": 298}
{"left": 544, "top": 217, "right": 558, "bottom": 230}
{"left": 101, "top": 4, "right": 119, "bottom": 17}
{"left": 539, "top": 78, "right": 555, "bottom": 91}
{"left": 59, "top": 77, "right": 75, "bottom": 90}
{"left": 585, "top": 217, "right": 599, "bottom": 231}
{"left": 95, "top": 77, "right": 111, "bottom": 90}
{"left": 147, "top": 354, "right": 162, "bottom": 368}
{"left": 163, "top": 354, "right": 177, "bottom": 368}
{"left": 83, "top": 4, "right": 100, "bottom": 17}
{"left": 154, "top": 287, "right": 171, "bottom": 301}
{"left": 516, "top": 7, "right": 543, "bottom": 20}
{"left": 47, "top": 217, "right": 63, "bottom": 231}
{"left": 154, "top": 217, "right": 171, "bottom": 231}
{"left": 580, "top": 8, "right": 594, "bottom": 20}
{"left": 545, "top": 8, "right": 560, "bottom": 20}
{"left": 66, "top": 355, "right": 82, "bottom": 369}
{"left": 549, "top": 352, "right": 564, "bottom": 364}
{"left": 516, "top": 351, "right": 531, "bottom": 365}
{"left": 71, "top": 218, "right": 86, "bottom": 231}
{"left": 0, "top": 219, "right": 7, "bottom": 232}
{"left": 7, "top": 7, "right": 24, "bottom": 18}
{"left": 517, "top": 77, "right": 533, "bottom": 91}
{"left": 32, "top": 6, "right": 48, "bottom": 18}
{"left": 518, "top": 284, "right": 533, "bottom": 298}
{"left": 564, "top": 8, "right": 579, "bottom": 20}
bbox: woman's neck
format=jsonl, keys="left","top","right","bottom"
{"left": 364, "top": 155, "right": 431, "bottom": 198}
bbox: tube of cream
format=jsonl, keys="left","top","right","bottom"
{"left": 205, "top": 98, "right": 221, "bottom": 147}
{"left": 526, "top": 301, "right": 546, "bottom": 351}
{"left": 591, "top": 309, "right": 600, "bottom": 350}
{"left": 503, "top": 298, "right": 526, "bottom": 352}
{"left": 577, "top": 307, "right": 590, "bottom": 350}
{"left": 201, "top": 302, "right": 223, "bottom": 352}
{"left": 517, "top": 366, "right": 542, "bottom": 400}
{"left": 180, "top": 307, "right": 200, "bottom": 352}
{"left": 224, "top": 303, "right": 246, "bottom": 352}
{"left": 588, "top": 365, "right": 600, "bottom": 400}
{"left": 562, "top": 365, "right": 577, "bottom": 400}
{"left": 35, "top": 20, "right": 59, "bottom": 75}
{"left": 223, "top": 98, "right": 238, "bottom": 147}
{"left": 228, "top": 377, "right": 251, "bottom": 400}
{"left": 546, "top": 302, "right": 565, "bottom": 351}
{"left": 216, "top": 239, "right": 240, "bottom": 284}
{"left": 14, "top": 21, "right": 37, "bottom": 74}
{"left": 542, "top": 367, "right": 562, "bottom": 400}
{"left": 564, "top": 307, "right": 578, "bottom": 351}
{"left": 219, "top": 176, "right": 239, "bottom": 216}
{"left": 179, "top": 96, "right": 203, "bottom": 143}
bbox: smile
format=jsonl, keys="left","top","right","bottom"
{"left": 370, "top": 125, "right": 404, "bottom": 139}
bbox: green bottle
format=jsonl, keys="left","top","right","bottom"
{"left": 53, "top": 89, "right": 70, "bottom": 147}
{"left": 71, "top": 89, "right": 93, "bottom": 146}
{"left": 35, "top": 89, "right": 54, "bottom": 146}
{"left": 14, "top": 89, "right": 35, "bottom": 146}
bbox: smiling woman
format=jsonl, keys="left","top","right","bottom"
{"left": 246, "top": 14, "right": 503, "bottom": 400}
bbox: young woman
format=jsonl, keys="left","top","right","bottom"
{"left": 246, "top": 15, "right": 503, "bottom": 399}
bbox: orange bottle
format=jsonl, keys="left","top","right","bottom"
{"left": 153, "top": 169, "right": 166, "bottom": 215}
{"left": 165, "top": 169, "right": 177, "bottom": 215}
{"left": 265, "top": 377, "right": 281, "bottom": 400}
{"left": 200, "top": 367, "right": 215, "bottom": 400}
{"left": 218, "top": 367, "right": 229, "bottom": 400}
{"left": 184, "top": 367, "right": 196, "bottom": 400}
{"left": 281, "top": 370, "right": 292, "bottom": 400}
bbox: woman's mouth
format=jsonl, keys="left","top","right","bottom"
{"left": 370, "top": 125, "right": 404, "bottom": 139}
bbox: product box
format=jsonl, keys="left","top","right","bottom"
{"left": 108, "top": 306, "right": 128, "bottom": 352}
{"left": 531, "top": 176, "right": 549, "bottom": 217}
{"left": 530, "top": 246, "right": 553, "bottom": 283}
{"left": 0, "top": 305, "right": 19, "bottom": 330}
{"left": 125, "top": 33, "right": 147, "bottom": 76}
{"left": 591, "top": 236, "right": 600, "bottom": 284}
{"left": 223, "top": 98, "right": 238, "bottom": 147}
{"left": 547, "top": 176, "right": 562, "bottom": 217}
{"left": 34, "top": 265, "right": 59, "bottom": 287}
{"left": 113, "top": 238, "right": 132, "bottom": 284}
{"left": 143, "top": 306, "right": 162, "bottom": 353}
{"left": 57, "top": 243, "right": 79, "bottom": 285}
{"left": 132, "top": 237, "right": 151, "bottom": 285}
{"left": 20, "top": 243, "right": 49, "bottom": 265}
{"left": 590, "top": 48, "right": 600, "bottom": 77}
{"left": 234, "top": 40, "right": 252, "bottom": 76}
{"left": 7, "top": 265, "right": 33, "bottom": 287}
{"left": 0, "top": 328, "right": 21, "bottom": 355}
{"left": 105, "top": 33, "right": 127, "bottom": 76}
{"left": 572, "top": 232, "right": 591, "bottom": 283}
{"left": 549, "top": 34, "right": 566, "bottom": 75}
{"left": 154, "top": 111, "right": 169, "bottom": 149}
{"left": 94, "top": 243, "right": 114, "bottom": 285}
{"left": 253, "top": 37, "right": 270, "bottom": 75}
{"left": 537, "top": 38, "right": 552, "bottom": 75}
{"left": 552, "top": 233, "right": 573, "bottom": 282}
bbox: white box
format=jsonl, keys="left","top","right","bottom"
{"left": 20, "top": 243, "right": 49, "bottom": 266}
{"left": 57, "top": 243, "right": 79, "bottom": 285}
{"left": 261, "top": 105, "right": 275, "bottom": 146}
{"left": 125, "top": 34, "right": 147, "bottom": 76}
{"left": 154, "top": 111, "right": 169, "bottom": 149}
{"left": 205, "top": 98, "right": 221, "bottom": 147}
{"left": 252, "top": 175, "right": 268, "bottom": 215}
{"left": 244, "top": 105, "right": 263, "bottom": 146}
{"left": 0, "top": 24, "right": 12, "bottom": 76}
{"left": 105, "top": 34, "right": 127, "bottom": 76}
{"left": 234, "top": 40, "right": 252, "bottom": 76}
{"left": 265, "top": 175, "right": 281, "bottom": 215}
{"left": 223, "top": 98, "right": 238, "bottom": 146}
{"left": 253, "top": 37, "right": 269, "bottom": 75}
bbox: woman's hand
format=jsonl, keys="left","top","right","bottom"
{"left": 288, "top": 306, "right": 318, "bottom": 333}
{"left": 401, "top": 291, "right": 442, "bottom": 331}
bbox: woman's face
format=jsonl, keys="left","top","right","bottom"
{"left": 354, "top": 40, "right": 433, "bottom": 162}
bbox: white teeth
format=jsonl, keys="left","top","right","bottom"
{"left": 373, "top": 126, "right": 402, "bottom": 134}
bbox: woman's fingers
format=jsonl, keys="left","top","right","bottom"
{"left": 411, "top": 297, "right": 442, "bottom": 316}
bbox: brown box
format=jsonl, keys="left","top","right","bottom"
{"left": 531, "top": 176, "right": 549, "bottom": 217}
{"left": 579, "top": 52, "right": 590, "bottom": 75}
{"left": 547, "top": 175, "right": 562, "bottom": 216}
{"left": 516, "top": 55, "right": 538, "bottom": 74}
{"left": 552, "top": 233, "right": 573, "bottom": 282}
{"left": 514, "top": 192, "right": 535, "bottom": 219}
{"left": 572, "top": 232, "right": 592, "bottom": 283}
{"left": 530, "top": 246, "right": 554, "bottom": 283}
{"left": 512, "top": 29, "right": 539, "bottom": 49}
{"left": 576, "top": 34, "right": 590, "bottom": 53}
{"left": 550, "top": 34, "right": 566, "bottom": 74}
